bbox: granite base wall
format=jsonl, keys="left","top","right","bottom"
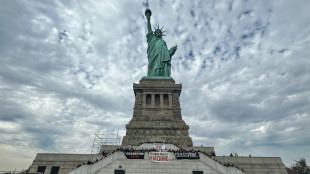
{"left": 215, "top": 156, "right": 288, "bottom": 174}
{"left": 27, "top": 153, "right": 102, "bottom": 174}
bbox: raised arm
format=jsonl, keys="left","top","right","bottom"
{"left": 145, "top": 9, "right": 152, "bottom": 33}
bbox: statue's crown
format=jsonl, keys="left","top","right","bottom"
{"left": 153, "top": 25, "right": 166, "bottom": 36}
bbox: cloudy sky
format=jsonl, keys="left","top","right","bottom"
{"left": 1, "top": 0, "right": 310, "bottom": 171}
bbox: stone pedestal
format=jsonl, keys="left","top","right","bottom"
{"left": 122, "top": 78, "right": 193, "bottom": 147}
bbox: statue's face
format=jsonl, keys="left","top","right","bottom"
{"left": 154, "top": 29, "right": 162, "bottom": 38}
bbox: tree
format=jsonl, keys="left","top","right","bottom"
{"left": 287, "top": 158, "right": 310, "bottom": 174}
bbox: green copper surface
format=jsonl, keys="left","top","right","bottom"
{"left": 145, "top": 9, "right": 177, "bottom": 77}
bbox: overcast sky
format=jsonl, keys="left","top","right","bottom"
{"left": 1, "top": 0, "right": 310, "bottom": 171}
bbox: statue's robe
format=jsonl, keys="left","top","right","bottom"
{"left": 146, "top": 32, "right": 171, "bottom": 76}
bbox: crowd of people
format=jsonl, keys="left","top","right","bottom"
{"left": 76, "top": 157, "right": 103, "bottom": 167}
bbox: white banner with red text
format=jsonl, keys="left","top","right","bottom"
{"left": 149, "top": 152, "right": 170, "bottom": 162}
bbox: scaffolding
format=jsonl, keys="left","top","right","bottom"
{"left": 91, "top": 132, "right": 121, "bottom": 154}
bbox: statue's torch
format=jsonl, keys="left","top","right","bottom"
{"left": 145, "top": 8, "right": 152, "bottom": 21}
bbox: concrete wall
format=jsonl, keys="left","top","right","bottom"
{"left": 215, "top": 156, "right": 288, "bottom": 174}
{"left": 28, "top": 153, "right": 102, "bottom": 174}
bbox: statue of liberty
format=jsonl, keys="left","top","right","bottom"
{"left": 145, "top": 9, "right": 177, "bottom": 77}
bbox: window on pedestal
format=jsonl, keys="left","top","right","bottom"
{"left": 115, "top": 170, "right": 125, "bottom": 174}
{"left": 50, "top": 166, "right": 60, "bottom": 174}
{"left": 37, "top": 166, "right": 46, "bottom": 173}
{"left": 146, "top": 94, "right": 151, "bottom": 105}
{"left": 163, "top": 94, "right": 169, "bottom": 106}
{"left": 193, "top": 171, "right": 203, "bottom": 174}
{"left": 155, "top": 94, "right": 160, "bottom": 106}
